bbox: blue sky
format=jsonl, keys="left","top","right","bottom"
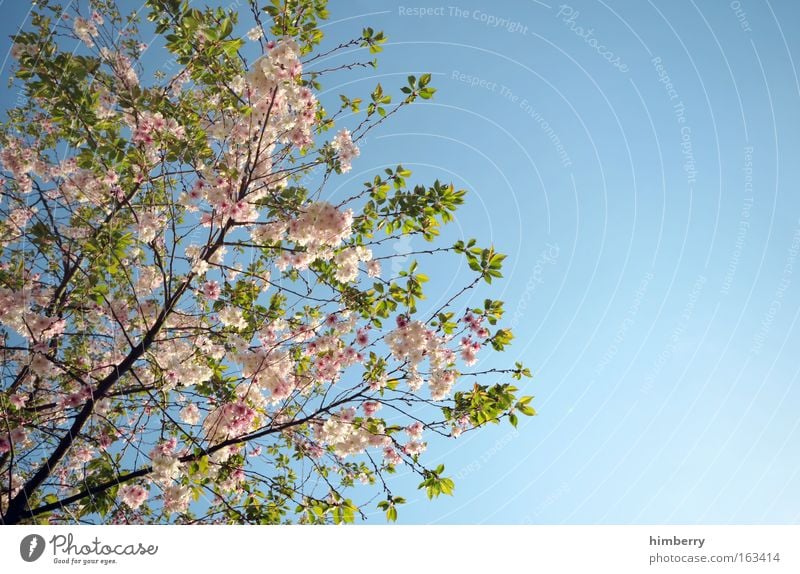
{"left": 2, "top": 0, "right": 799, "bottom": 524}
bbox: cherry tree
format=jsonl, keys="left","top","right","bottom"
{"left": 0, "top": 0, "right": 534, "bottom": 525}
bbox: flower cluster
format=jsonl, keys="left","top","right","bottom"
{"left": 458, "top": 311, "right": 491, "bottom": 366}
{"left": 314, "top": 408, "right": 390, "bottom": 459}
{"left": 332, "top": 129, "right": 360, "bottom": 173}
{"left": 385, "top": 317, "right": 437, "bottom": 365}
{"left": 214, "top": 37, "right": 318, "bottom": 170}
{"left": 287, "top": 201, "right": 353, "bottom": 249}
{"left": 187, "top": 177, "right": 260, "bottom": 227}
{"left": 179, "top": 403, "right": 201, "bottom": 425}
{"left": 463, "top": 311, "right": 490, "bottom": 339}
{"left": 162, "top": 484, "right": 191, "bottom": 514}
{"left": 0, "top": 287, "right": 66, "bottom": 343}
{"left": 385, "top": 316, "right": 459, "bottom": 399}
{"left": 218, "top": 306, "right": 247, "bottom": 330}
{"left": 333, "top": 245, "right": 373, "bottom": 283}
{"left": 58, "top": 168, "right": 118, "bottom": 205}
{"left": 235, "top": 345, "right": 297, "bottom": 403}
{"left": 129, "top": 111, "right": 185, "bottom": 162}
{"left": 118, "top": 484, "right": 148, "bottom": 510}
{"left": 459, "top": 336, "right": 480, "bottom": 366}
{"left": 150, "top": 337, "right": 214, "bottom": 390}
{"left": 137, "top": 210, "right": 166, "bottom": 243}
{"left": 100, "top": 47, "right": 139, "bottom": 89}
{"left": 151, "top": 454, "right": 183, "bottom": 485}
{"left": 202, "top": 281, "right": 221, "bottom": 300}
{"left": 203, "top": 401, "right": 258, "bottom": 444}
{"left": 73, "top": 15, "right": 99, "bottom": 47}
{"left": 0, "top": 137, "right": 42, "bottom": 194}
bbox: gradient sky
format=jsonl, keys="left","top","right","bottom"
{"left": 2, "top": 0, "right": 799, "bottom": 524}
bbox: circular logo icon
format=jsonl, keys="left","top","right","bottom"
{"left": 20, "top": 534, "right": 46, "bottom": 562}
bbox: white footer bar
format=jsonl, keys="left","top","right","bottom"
{"left": 2, "top": 525, "right": 798, "bottom": 573}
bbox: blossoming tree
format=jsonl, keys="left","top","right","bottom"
{"left": 0, "top": 0, "right": 535, "bottom": 524}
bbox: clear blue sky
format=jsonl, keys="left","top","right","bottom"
{"left": 2, "top": 0, "right": 799, "bottom": 524}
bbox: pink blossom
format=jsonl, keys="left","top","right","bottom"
{"left": 366, "top": 260, "right": 381, "bottom": 277}
{"left": 403, "top": 441, "right": 426, "bottom": 456}
{"left": 202, "top": 281, "right": 221, "bottom": 300}
{"left": 203, "top": 401, "right": 256, "bottom": 443}
{"left": 72, "top": 446, "right": 94, "bottom": 464}
{"left": 332, "top": 129, "right": 360, "bottom": 173}
{"left": 73, "top": 17, "right": 98, "bottom": 47}
{"left": 383, "top": 447, "right": 402, "bottom": 465}
{"left": 153, "top": 438, "right": 177, "bottom": 456}
{"left": 339, "top": 407, "right": 356, "bottom": 422}
{"left": 355, "top": 328, "right": 369, "bottom": 346}
{"left": 119, "top": 484, "right": 148, "bottom": 510}
{"left": 459, "top": 336, "right": 480, "bottom": 366}
{"left": 162, "top": 484, "right": 190, "bottom": 514}
{"left": 287, "top": 202, "right": 353, "bottom": 249}
{"left": 405, "top": 421, "right": 424, "bottom": 440}
{"left": 362, "top": 401, "right": 381, "bottom": 417}
{"left": 9, "top": 394, "right": 28, "bottom": 408}
{"left": 179, "top": 403, "right": 201, "bottom": 425}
